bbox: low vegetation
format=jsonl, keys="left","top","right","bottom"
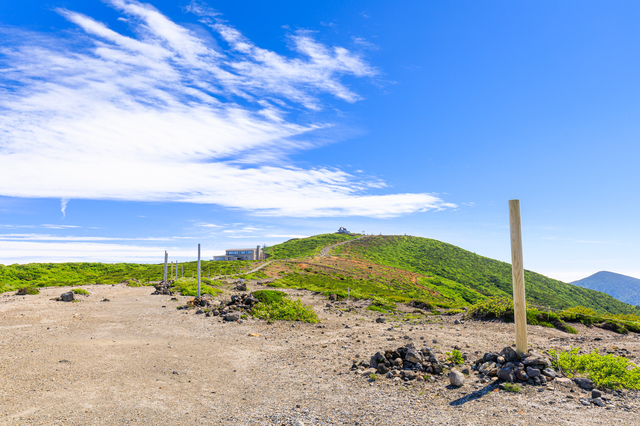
{"left": 503, "top": 383, "right": 521, "bottom": 393}
{"left": 170, "top": 278, "right": 223, "bottom": 297}
{"left": 466, "top": 297, "right": 640, "bottom": 335}
{"left": 15, "top": 287, "right": 39, "bottom": 295}
{"left": 250, "top": 290, "right": 319, "bottom": 323}
{"left": 548, "top": 347, "right": 640, "bottom": 390}
{"left": 0, "top": 260, "right": 260, "bottom": 294}
{"left": 446, "top": 349, "right": 464, "bottom": 365}
{"left": 72, "top": 288, "right": 90, "bottom": 295}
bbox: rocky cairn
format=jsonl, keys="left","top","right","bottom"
{"left": 473, "top": 346, "right": 554, "bottom": 387}
{"left": 352, "top": 343, "right": 445, "bottom": 381}
{"left": 178, "top": 293, "right": 261, "bottom": 322}
{"left": 152, "top": 281, "right": 173, "bottom": 295}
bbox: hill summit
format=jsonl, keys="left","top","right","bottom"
{"left": 572, "top": 271, "right": 640, "bottom": 307}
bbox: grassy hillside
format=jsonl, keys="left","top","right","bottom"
{"left": 334, "top": 235, "right": 640, "bottom": 315}
{"left": 0, "top": 260, "right": 257, "bottom": 293}
{"left": 264, "top": 233, "right": 359, "bottom": 259}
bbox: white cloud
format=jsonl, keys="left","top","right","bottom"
{"left": 0, "top": 233, "right": 175, "bottom": 242}
{"left": 60, "top": 198, "right": 69, "bottom": 219}
{"left": 0, "top": 0, "right": 454, "bottom": 218}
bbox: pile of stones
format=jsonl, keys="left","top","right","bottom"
{"left": 180, "top": 293, "right": 261, "bottom": 322}
{"left": 151, "top": 281, "right": 173, "bottom": 295}
{"left": 352, "top": 343, "right": 445, "bottom": 381}
{"left": 472, "top": 346, "right": 555, "bottom": 386}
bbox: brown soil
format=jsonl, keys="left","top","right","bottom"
{"left": 1, "top": 283, "right": 639, "bottom": 425}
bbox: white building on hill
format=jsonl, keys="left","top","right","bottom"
{"left": 212, "top": 245, "right": 264, "bottom": 261}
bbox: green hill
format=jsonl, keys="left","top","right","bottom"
{"left": 264, "top": 233, "right": 358, "bottom": 259}
{"left": 333, "top": 235, "right": 639, "bottom": 315}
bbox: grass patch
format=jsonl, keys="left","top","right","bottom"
{"left": 16, "top": 287, "right": 39, "bottom": 295}
{"left": 250, "top": 294, "right": 319, "bottom": 323}
{"left": 548, "top": 347, "right": 640, "bottom": 390}
{"left": 252, "top": 290, "right": 287, "bottom": 305}
{"left": 263, "top": 233, "right": 359, "bottom": 259}
{"left": 171, "top": 277, "right": 223, "bottom": 297}
{"left": 72, "top": 288, "right": 90, "bottom": 295}
{"left": 503, "top": 383, "right": 521, "bottom": 393}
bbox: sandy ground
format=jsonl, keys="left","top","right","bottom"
{"left": 1, "top": 283, "right": 640, "bottom": 425}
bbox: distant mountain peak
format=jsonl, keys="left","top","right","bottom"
{"left": 572, "top": 271, "right": 640, "bottom": 306}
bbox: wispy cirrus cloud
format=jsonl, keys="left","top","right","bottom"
{"left": 0, "top": 0, "right": 454, "bottom": 217}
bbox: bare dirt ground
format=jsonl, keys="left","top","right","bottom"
{"left": 1, "top": 283, "right": 640, "bottom": 425}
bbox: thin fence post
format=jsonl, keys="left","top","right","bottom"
{"left": 509, "top": 199, "right": 528, "bottom": 356}
{"left": 197, "top": 244, "right": 201, "bottom": 298}
{"left": 181, "top": 264, "right": 184, "bottom": 278}
{"left": 163, "top": 251, "right": 168, "bottom": 283}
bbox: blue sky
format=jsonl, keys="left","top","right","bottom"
{"left": 1, "top": 0, "right": 639, "bottom": 282}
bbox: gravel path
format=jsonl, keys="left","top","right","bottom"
{"left": 1, "top": 284, "right": 639, "bottom": 425}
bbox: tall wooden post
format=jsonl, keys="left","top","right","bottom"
{"left": 197, "top": 244, "right": 201, "bottom": 298}
{"left": 509, "top": 199, "right": 528, "bottom": 355}
{"left": 163, "top": 251, "right": 168, "bottom": 283}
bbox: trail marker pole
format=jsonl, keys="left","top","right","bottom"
{"left": 170, "top": 261, "right": 173, "bottom": 281}
{"left": 163, "top": 251, "right": 168, "bottom": 283}
{"left": 181, "top": 264, "right": 184, "bottom": 278}
{"left": 197, "top": 244, "right": 201, "bottom": 298}
{"left": 509, "top": 199, "right": 528, "bottom": 356}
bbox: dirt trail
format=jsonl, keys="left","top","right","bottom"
{"left": 1, "top": 284, "right": 639, "bottom": 425}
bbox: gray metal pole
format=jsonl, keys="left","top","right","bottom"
{"left": 197, "top": 244, "right": 201, "bottom": 298}
{"left": 181, "top": 264, "right": 183, "bottom": 278}
{"left": 163, "top": 251, "right": 168, "bottom": 283}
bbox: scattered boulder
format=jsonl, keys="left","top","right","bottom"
{"left": 592, "top": 389, "right": 603, "bottom": 399}
{"left": 498, "top": 367, "right": 515, "bottom": 383}
{"left": 235, "top": 280, "right": 247, "bottom": 291}
{"left": 59, "top": 292, "right": 75, "bottom": 302}
{"left": 375, "top": 317, "right": 385, "bottom": 324}
{"left": 152, "top": 281, "right": 173, "bottom": 295}
{"left": 225, "top": 312, "right": 242, "bottom": 322}
{"left": 448, "top": 370, "right": 465, "bottom": 387}
{"left": 522, "top": 351, "right": 551, "bottom": 368}
{"left": 500, "top": 346, "right": 519, "bottom": 362}
{"left": 329, "top": 294, "right": 338, "bottom": 301}
{"left": 574, "top": 377, "right": 595, "bottom": 391}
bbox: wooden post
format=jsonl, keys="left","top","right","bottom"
{"left": 509, "top": 199, "right": 528, "bottom": 355}
{"left": 197, "top": 244, "right": 201, "bottom": 298}
{"left": 163, "top": 251, "right": 168, "bottom": 283}
{"left": 170, "top": 261, "right": 173, "bottom": 281}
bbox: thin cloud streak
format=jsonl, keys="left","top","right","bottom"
{"left": 0, "top": 0, "right": 454, "bottom": 217}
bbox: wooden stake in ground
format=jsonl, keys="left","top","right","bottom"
{"left": 509, "top": 199, "right": 528, "bottom": 355}
{"left": 163, "top": 251, "right": 168, "bottom": 283}
{"left": 197, "top": 244, "right": 201, "bottom": 298}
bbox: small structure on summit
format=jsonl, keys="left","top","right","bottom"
{"left": 212, "top": 245, "right": 264, "bottom": 261}
{"left": 337, "top": 227, "right": 350, "bottom": 234}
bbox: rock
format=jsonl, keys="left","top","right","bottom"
{"left": 101, "top": 298, "right": 110, "bottom": 302}
{"left": 377, "top": 364, "right": 389, "bottom": 374}
{"left": 515, "top": 369, "right": 528, "bottom": 382}
{"left": 592, "top": 397, "right": 605, "bottom": 407}
{"left": 496, "top": 356, "right": 506, "bottom": 364}
{"left": 461, "top": 368, "right": 470, "bottom": 375}
{"left": 173, "top": 371, "right": 179, "bottom": 375}
{"left": 453, "top": 319, "right": 461, "bottom": 325}
{"left": 500, "top": 346, "right": 519, "bottom": 362}
{"left": 195, "top": 309, "right": 204, "bottom": 314}
{"left": 580, "top": 399, "right": 590, "bottom": 406}
{"left": 245, "top": 295, "right": 260, "bottom": 306}
{"left": 448, "top": 370, "right": 465, "bottom": 387}
{"left": 402, "top": 370, "right": 417, "bottom": 380}
{"left": 542, "top": 368, "right": 557, "bottom": 378}
{"left": 526, "top": 366, "right": 541, "bottom": 378}
{"left": 224, "top": 312, "right": 241, "bottom": 322}
{"left": 574, "top": 377, "right": 595, "bottom": 391}
{"left": 478, "top": 362, "right": 496, "bottom": 374}
{"left": 522, "top": 351, "right": 551, "bottom": 368}
{"left": 235, "top": 282, "right": 247, "bottom": 291}
{"left": 329, "top": 294, "right": 337, "bottom": 301}
{"left": 432, "top": 339, "right": 438, "bottom": 344}
{"left": 592, "top": 389, "right": 603, "bottom": 398}
{"left": 405, "top": 348, "right": 423, "bottom": 364}
{"left": 375, "top": 317, "right": 385, "bottom": 323}
{"left": 498, "top": 368, "right": 515, "bottom": 383}
{"left": 483, "top": 352, "right": 499, "bottom": 363}
{"left": 393, "top": 358, "right": 403, "bottom": 368}
{"left": 60, "top": 292, "right": 75, "bottom": 302}
{"left": 370, "top": 352, "right": 386, "bottom": 369}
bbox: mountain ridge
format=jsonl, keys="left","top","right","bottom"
{"left": 572, "top": 271, "right": 640, "bottom": 307}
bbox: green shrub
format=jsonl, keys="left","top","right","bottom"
{"left": 369, "top": 373, "right": 379, "bottom": 381}
{"left": 548, "top": 347, "right": 640, "bottom": 389}
{"left": 16, "top": 287, "right": 39, "bottom": 295}
{"left": 72, "top": 288, "right": 90, "bottom": 295}
{"left": 251, "top": 298, "right": 319, "bottom": 323}
{"left": 446, "top": 349, "right": 464, "bottom": 365}
{"left": 446, "top": 308, "right": 464, "bottom": 315}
